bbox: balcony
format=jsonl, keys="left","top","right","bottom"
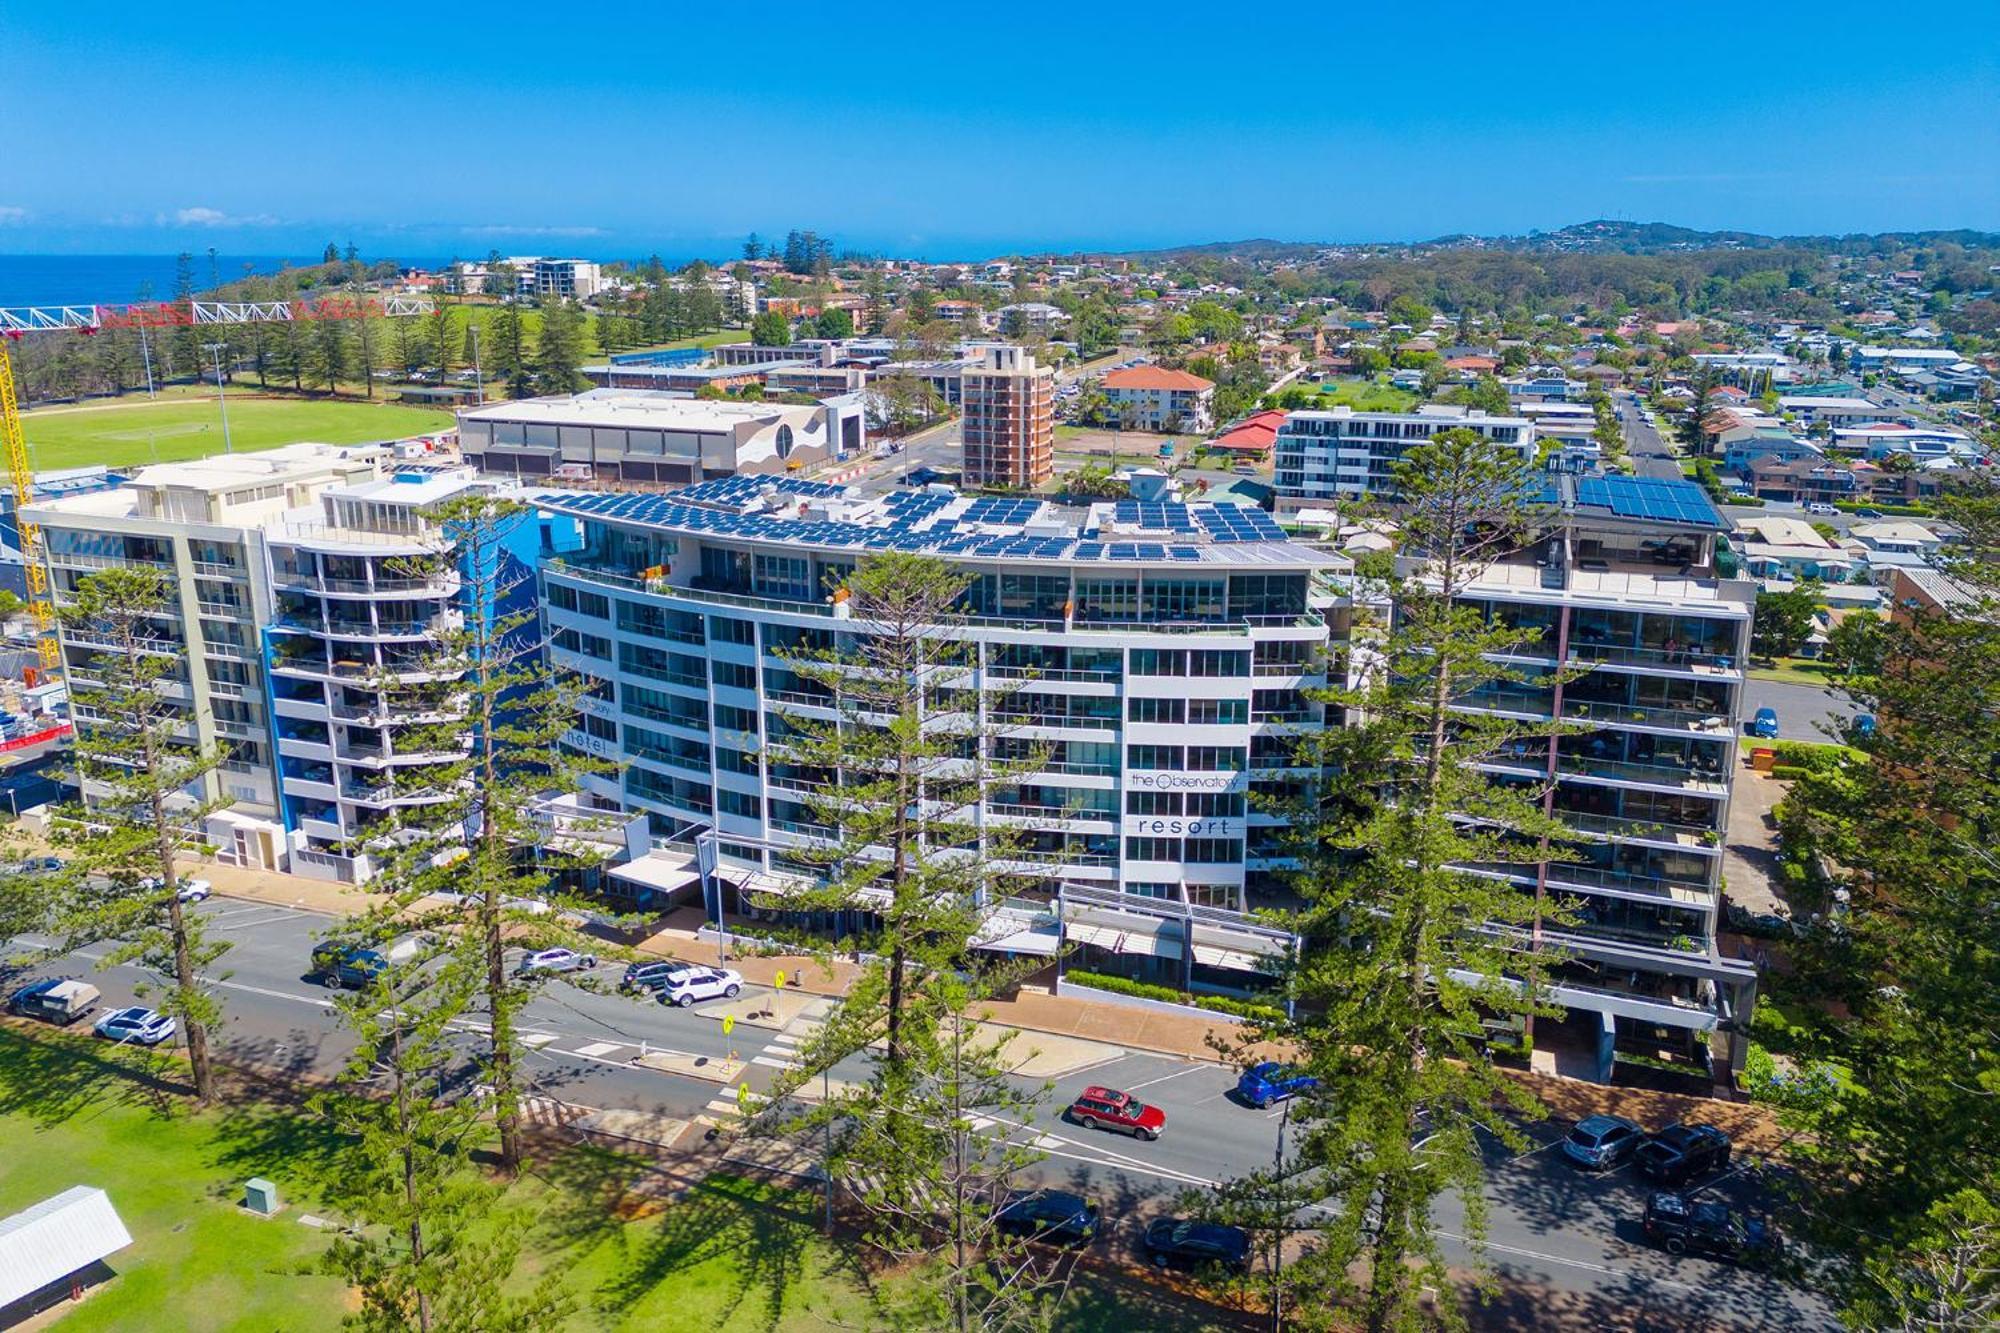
{"left": 1555, "top": 755, "right": 1726, "bottom": 794}
{"left": 1541, "top": 860, "right": 1716, "bottom": 904}
{"left": 1558, "top": 809, "right": 1721, "bottom": 848}
{"left": 1562, "top": 698, "right": 1733, "bottom": 735}
{"left": 1565, "top": 641, "right": 1740, "bottom": 678}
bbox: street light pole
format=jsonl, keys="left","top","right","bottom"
{"left": 469, "top": 326, "right": 484, "bottom": 407}
{"left": 203, "top": 342, "right": 234, "bottom": 453}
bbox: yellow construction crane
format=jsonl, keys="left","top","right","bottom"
{"left": 0, "top": 294, "right": 436, "bottom": 681}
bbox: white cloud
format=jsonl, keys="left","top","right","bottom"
{"left": 160, "top": 206, "right": 280, "bottom": 227}
{"left": 0, "top": 206, "right": 27, "bottom": 225}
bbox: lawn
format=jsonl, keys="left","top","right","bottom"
{"left": 0, "top": 1028, "right": 1242, "bottom": 1332}
{"left": 17, "top": 394, "right": 455, "bottom": 471}
{"left": 1749, "top": 656, "right": 1847, "bottom": 687}
{"left": 1291, "top": 377, "right": 1419, "bottom": 412}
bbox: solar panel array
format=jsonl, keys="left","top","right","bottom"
{"left": 1577, "top": 476, "right": 1720, "bottom": 529}
{"left": 538, "top": 488, "right": 1301, "bottom": 565}
{"left": 673, "top": 474, "right": 851, "bottom": 508}
{"left": 1112, "top": 501, "right": 1199, "bottom": 533}
{"left": 962, "top": 497, "right": 1044, "bottom": 525}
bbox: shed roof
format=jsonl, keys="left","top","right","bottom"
{"left": 0, "top": 1186, "right": 134, "bottom": 1307}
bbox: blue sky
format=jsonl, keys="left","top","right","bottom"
{"left": 2, "top": 2, "right": 1996, "bottom": 261}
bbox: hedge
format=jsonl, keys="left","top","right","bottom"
{"left": 1064, "top": 968, "right": 1283, "bottom": 1023}
{"left": 1771, "top": 739, "right": 1865, "bottom": 771}
{"left": 1832, "top": 500, "right": 1933, "bottom": 517}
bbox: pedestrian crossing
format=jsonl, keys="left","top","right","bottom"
{"left": 704, "top": 996, "right": 837, "bottom": 1124}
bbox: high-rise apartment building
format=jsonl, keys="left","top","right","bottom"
{"left": 960, "top": 345, "right": 1054, "bottom": 489}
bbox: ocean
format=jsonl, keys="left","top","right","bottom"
{"left": 0, "top": 254, "right": 418, "bottom": 308}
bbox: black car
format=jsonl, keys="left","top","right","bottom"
{"left": 1141, "top": 1218, "right": 1251, "bottom": 1274}
{"left": 1642, "top": 1191, "right": 1779, "bottom": 1263}
{"left": 620, "top": 960, "right": 683, "bottom": 993}
{"left": 1636, "top": 1123, "right": 1732, "bottom": 1185}
{"left": 993, "top": 1190, "right": 1099, "bottom": 1246}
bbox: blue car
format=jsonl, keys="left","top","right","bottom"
{"left": 1749, "top": 707, "right": 1779, "bottom": 739}
{"left": 1236, "top": 1062, "right": 1318, "bottom": 1108}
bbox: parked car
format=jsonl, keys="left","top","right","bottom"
{"left": 1642, "top": 1191, "right": 1779, "bottom": 1263}
{"left": 7, "top": 978, "right": 101, "bottom": 1026}
{"left": 309, "top": 943, "right": 391, "bottom": 990}
{"left": 1804, "top": 502, "right": 1839, "bottom": 516}
{"left": 1562, "top": 1114, "right": 1647, "bottom": 1170}
{"left": 619, "top": 960, "right": 685, "bottom": 993}
{"left": 1636, "top": 1123, "right": 1732, "bottom": 1185}
{"left": 1065, "top": 1085, "right": 1166, "bottom": 1141}
{"left": 1851, "top": 713, "right": 1877, "bottom": 740}
{"left": 518, "top": 947, "right": 598, "bottom": 976}
{"left": 656, "top": 966, "right": 743, "bottom": 1007}
{"left": 93, "top": 1006, "right": 176, "bottom": 1046}
{"left": 993, "top": 1189, "right": 1100, "bottom": 1246}
{"left": 1236, "top": 1062, "right": 1318, "bottom": 1109}
{"left": 1141, "top": 1218, "right": 1252, "bottom": 1274}
{"left": 1855, "top": 508, "right": 1885, "bottom": 519}
{"left": 10, "top": 855, "right": 64, "bottom": 874}
{"left": 138, "top": 876, "right": 212, "bottom": 903}
{"left": 1749, "top": 707, "right": 1780, "bottom": 739}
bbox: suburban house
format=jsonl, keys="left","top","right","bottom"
{"left": 1733, "top": 514, "right": 1856, "bottom": 583}
{"left": 1744, "top": 457, "right": 1865, "bottom": 505}
{"left": 1721, "top": 427, "right": 1819, "bottom": 476}
{"left": 1776, "top": 395, "right": 1903, "bottom": 430}
{"left": 1101, "top": 365, "right": 1217, "bottom": 433}
{"left": 1206, "top": 408, "right": 1287, "bottom": 461}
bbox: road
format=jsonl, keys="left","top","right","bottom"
{"left": 6, "top": 900, "right": 1835, "bottom": 1329}
{"left": 1617, "top": 393, "right": 1686, "bottom": 481}
{"left": 1740, "top": 676, "right": 1857, "bottom": 739}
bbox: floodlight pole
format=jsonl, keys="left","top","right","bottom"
{"left": 204, "top": 342, "right": 234, "bottom": 453}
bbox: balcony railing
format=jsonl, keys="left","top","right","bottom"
{"left": 1542, "top": 861, "right": 1715, "bottom": 901}
{"left": 1556, "top": 755, "right": 1726, "bottom": 790}
{"left": 1566, "top": 642, "right": 1739, "bottom": 674}
{"left": 1562, "top": 699, "right": 1733, "bottom": 734}
{"left": 1558, "top": 809, "right": 1721, "bottom": 844}
{"left": 990, "top": 712, "right": 1120, "bottom": 732}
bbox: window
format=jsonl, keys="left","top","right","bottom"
{"left": 716, "top": 747, "right": 759, "bottom": 775}
{"left": 711, "top": 660, "right": 756, "bottom": 690}
{"left": 715, "top": 704, "right": 760, "bottom": 734}
{"left": 575, "top": 590, "right": 609, "bottom": 620}
{"left": 549, "top": 582, "right": 579, "bottom": 612}
{"left": 718, "top": 789, "right": 760, "bottom": 818}
{"left": 1124, "top": 836, "right": 1180, "bottom": 862}
{"left": 1187, "top": 792, "right": 1245, "bottom": 818}
{"left": 1127, "top": 697, "right": 1185, "bottom": 724}
{"left": 1129, "top": 744, "right": 1184, "bottom": 770}
{"left": 1188, "top": 698, "right": 1247, "bottom": 725}
{"left": 708, "top": 615, "right": 755, "bottom": 644}
{"left": 584, "top": 714, "right": 617, "bottom": 742}
{"left": 1183, "top": 837, "right": 1242, "bottom": 864}
{"left": 1189, "top": 649, "right": 1250, "bottom": 677}
{"left": 1129, "top": 648, "right": 1186, "bottom": 677}
{"left": 1124, "top": 881, "right": 1178, "bottom": 900}
{"left": 753, "top": 553, "right": 811, "bottom": 601}
{"left": 1075, "top": 578, "right": 1140, "bottom": 622}
{"left": 1143, "top": 577, "right": 1225, "bottom": 622}
{"left": 1189, "top": 746, "right": 1246, "bottom": 772}
{"left": 1126, "top": 791, "right": 1182, "bottom": 816}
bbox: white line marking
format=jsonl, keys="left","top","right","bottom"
{"left": 752, "top": 1054, "right": 800, "bottom": 1070}
{"left": 522, "top": 1034, "right": 558, "bottom": 1048}
{"left": 573, "top": 1040, "right": 623, "bottom": 1058}
{"left": 1122, "top": 1065, "right": 1203, "bottom": 1092}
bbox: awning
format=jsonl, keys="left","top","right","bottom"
{"left": 1190, "top": 944, "right": 1272, "bottom": 973}
{"left": 741, "top": 870, "right": 891, "bottom": 911}
{"left": 975, "top": 926, "right": 1062, "bottom": 956}
{"left": 608, "top": 851, "right": 702, "bottom": 896}
{"left": 1064, "top": 919, "right": 1183, "bottom": 960}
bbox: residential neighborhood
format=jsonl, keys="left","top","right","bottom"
{"left": 1, "top": 8, "right": 1997, "bottom": 1333}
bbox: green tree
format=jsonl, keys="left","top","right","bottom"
{"left": 1752, "top": 581, "right": 1823, "bottom": 659}
{"left": 532, "top": 300, "right": 585, "bottom": 394}
{"left": 1229, "top": 428, "right": 1575, "bottom": 1331}
{"left": 313, "top": 316, "right": 350, "bottom": 392}
{"left": 427, "top": 299, "right": 458, "bottom": 381}
{"left": 492, "top": 303, "right": 532, "bottom": 399}
{"left": 325, "top": 494, "right": 611, "bottom": 1174}
{"left": 1682, "top": 360, "right": 1718, "bottom": 455}
{"left": 1778, "top": 481, "right": 2000, "bottom": 1327}
{"left": 750, "top": 309, "right": 793, "bottom": 346}
{"left": 815, "top": 306, "right": 854, "bottom": 339}
{"left": 316, "top": 952, "right": 573, "bottom": 1332}
{"left": 53, "top": 567, "right": 231, "bottom": 1103}
{"left": 1823, "top": 609, "right": 1886, "bottom": 676}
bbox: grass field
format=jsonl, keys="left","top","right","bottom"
{"left": 1292, "top": 377, "right": 1420, "bottom": 412}
{"left": 17, "top": 395, "right": 455, "bottom": 471}
{"left": 0, "top": 1028, "right": 1239, "bottom": 1331}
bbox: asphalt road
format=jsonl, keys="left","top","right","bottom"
{"left": 6, "top": 899, "right": 1835, "bottom": 1329}
{"left": 1617, "top": 393, "right": 1686, "bottom": 482}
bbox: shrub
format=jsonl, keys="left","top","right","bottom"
{"left": 1064, "top": 968, "right": 1282, "bottom": 1022}
{"left": 1771, "top": 739, "right": 1864, "bottom": 771}
{"left": 1770, "top": 764, "right": 1814, "bottom": 782}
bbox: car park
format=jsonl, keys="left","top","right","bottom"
{"left": 1642, "top": 1191, "right": 1779, "bottom": 1263}
{"left": 656, "top": 966, "right": 743, "bottom": 1007}
{"left": 1065, "top": 1085, "right": 1166, "bottom": 1141}
{"left": 1236, "top": 1062, "right": 1318, "bottom": 1108}
{"left": 1140, "top": 1218, "right": 1251, "bottom": 1274}
{"left": 1562, "top": 1114, "right": 1646, "bottom": 1170}
{"left": 7, "top": 978, "right": 101, "bottom": 1026}
{"left": 1636, "top": 1123, "right": 1732, "bottom": 1185}
{"left": 619, "top": 960, "right": 685, "bottom": 993}
{"left": 518, "top": 947, "right": 598, "bottom": 976}
{"left": 93, "top": 1006, "right": 176, "bottom": 1046}
{"left": 1749, "top": 707, "right": 1780, "bottom": 739}
{"left": 993, "top": 1190, "right": 1099, "bottom": 1246}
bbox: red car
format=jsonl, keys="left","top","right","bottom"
{"left": 1066, "top": 1085, "right": 1166, "bottom": 1141}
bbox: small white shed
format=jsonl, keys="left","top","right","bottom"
{"left": 0, "top": 1185, "right": 135, "bottom": 1314}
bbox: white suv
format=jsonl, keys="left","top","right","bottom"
{"left": 658, "top": 966, "right": 744, "bottom": 1008}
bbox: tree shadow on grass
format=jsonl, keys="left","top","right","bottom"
{"left": 0, "top": 1025, "right": 194, "bottom": 1128}
{"left": 203, "top": 1085, "right": 353, "bottom": 1210}
{"left": 570, "top": 1169, "right": 863, "bottom": 1331}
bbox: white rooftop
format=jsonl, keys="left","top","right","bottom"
{"left": 459, "top": 390, "right": 814, "bottom": 433}
{"left": 0, "top": 1185, "right": 134, "bottom": 1307}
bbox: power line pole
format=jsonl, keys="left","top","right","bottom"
{"left": 203, "top": 342, "right": 233, "bottom": 453}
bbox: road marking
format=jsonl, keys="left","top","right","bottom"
{"left": 210, "top": 977, "right": 334, "bottom": 1008}
{"left": 522, "top": 1034, "right": 558, "bottom": 1048}
{"left": 572, "top": 1040, "right": 623, "bottom": 1058}
{"left": 769, "top": 1032, "right": 802, "bottom": 1047}
{"left": 705, "top": 1098, "right": 741, "bottom": 1116}
{"left": 1121, "top": 1064, "right": 1204, "bottom": 1093}
{"left": 751, "top": 1054, "right": 800, "bottom": 1070}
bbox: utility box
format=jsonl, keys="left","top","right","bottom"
{"left": 243, "top": 1178, "right": 280, "bottom": 1216}
{"left": 1749, "top": 748, "right": 1777, "bottom": 773}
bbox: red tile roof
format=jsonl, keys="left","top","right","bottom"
{"left": 1103, "top": 366, "right": 1216, "bottom": 392}
{"left": 1209, "top": 409, "right": 1286, "bottom": 454}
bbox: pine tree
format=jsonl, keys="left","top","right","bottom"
{"left": 427, "top": 300, "right": 458, "bottom": 381}
{"left": 313, "top": 316, "right": 350, "bottom": 392}
{"left": 170, "top": 252, "right": 201, "bottom": 380}
{"left": 52, "top": 567, "right": 231, "bottom": 1103}
{"left": 533, "top": 300, "right": 584, "bottom": 394}
{"left": 329, "top": 493, "right": 610, "bottom": 1175}
{"left": 315, "top": 949, "right": 573, "bottom": 1331}
{"left": 1229, "top": 429, "right": 1579, "bottom": 1331}
{"left": 494, "top": 303, "right": 532, "bottom": 400}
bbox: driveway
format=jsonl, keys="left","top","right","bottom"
{"left": 1722, "top": 767, "right": 1788, "bottom": 916}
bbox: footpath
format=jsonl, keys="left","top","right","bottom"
{"left": 178, "top": 856, "right": 1788, "bottom": 1151}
